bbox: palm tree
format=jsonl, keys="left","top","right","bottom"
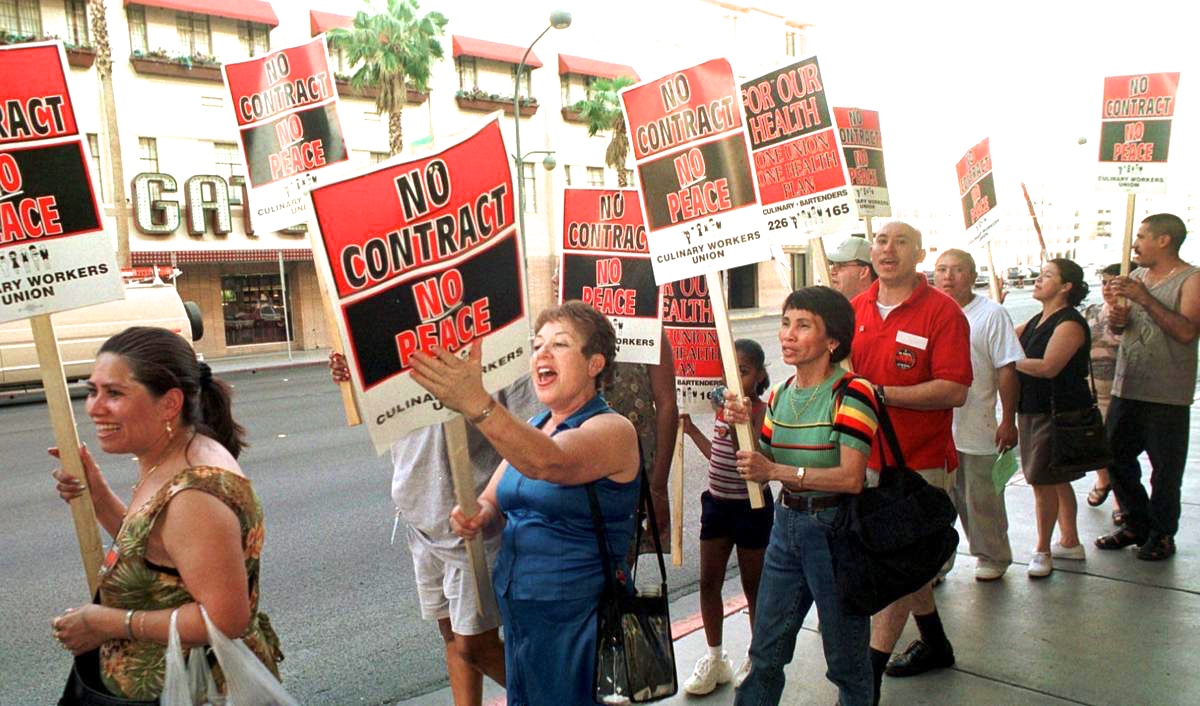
{"left": 573, "top": 76, "right": 636, "bottom": 186}
{"left": 328, "top": 0, "right": 448, "bottom": 156}
{"left": 89, "top": 1, "right": 131, "bottom": 267}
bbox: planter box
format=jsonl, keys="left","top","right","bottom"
{"left": 336, "top": 80, "right": 429, "bottom": 106}
{"left": 130, "top": 56, "right": 222, "bottom": 82}
{"left": 456, "top": 96, "right": 538, "bottom": 117}
{"left": 66, "top": 46, "right": 97, "bottom": 69}
{"left": 561, "top": 106, "right": 588, "bottom": 124}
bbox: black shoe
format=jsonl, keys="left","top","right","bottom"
{"left": 1136, "top": 533, "right": 1176, "bottom": 561}
{"left": 885, "top": 639, "right": 955, "bottom": 677}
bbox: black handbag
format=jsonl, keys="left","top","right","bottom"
{"left": 1048, "top": 359, "right": 1112, "bottom": 478}
{"left": 60, "top": 649, "right": 158, "bottom": 706}
{"left": 827, "top": 378, "right": 959, "bottom": 616}
{"left": 587, "top": 468, "right": 677, "bottom": 704}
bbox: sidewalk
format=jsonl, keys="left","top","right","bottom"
{"left": 401, "top": 455, "right": 1200, "bottom": 706}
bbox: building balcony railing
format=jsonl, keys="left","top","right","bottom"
{"left": 130, "top": 50, "right": 223, "bottom": 82}
{"left": 455, "top": 89, "right": 538, "bottom": 117}
{"left": 0, "top": 33, "right": 95, "bottom": 68}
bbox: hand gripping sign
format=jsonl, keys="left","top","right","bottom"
{"left": 559, "top": 188, "right": 661, "bottom": 364}
{"left": 956, "top": 137, "right": 1000, "bottom": 246}
{"left": 1096, "top": 72, "right": 1180, "bottom": 195}
{"left": 1, "top": 42, "right": 124, "bottom": 595}
{"left": 223, "top": 37, "right": 349, "bottom": 233}
{"left": 621, "top": 59, "right": 769, "bottom": 506}
{"left": 742, "top": 56, "right": 858, "bottom": 241}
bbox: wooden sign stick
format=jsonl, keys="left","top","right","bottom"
{"left": 705, "top": 271, "right": 765, "bottom": 508}
{"left": 443, "top": 414, "right": 495, "bottom": 617}
{"left": 810, "top": 237, "right": 833, "bottom": 287}
{"left": 1020, "top": 182, "right": 1050, "bottom": 263}
{"left": 863, "top": 216, "right": 874, "bottom": 239}
{"left": 1120, "top": 193, "right": 1137, "bottom": 276}
{"left": 986, "top": 242, "right": 1003, "bottom": 302}
{"left": 311, "top": 257, "right": 361, "bottom": 426}
{"left": 670, "top": 421, "right": 684, "bottom": 567}
{"left": 32, "top": 315, "right": 104, "bottom": 596}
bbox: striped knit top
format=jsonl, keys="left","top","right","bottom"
{"left": 760, "top": 370, "right": 879, "bottom": 497}
{"left": 707, "top": 400, "right": 767, "bottom": 499}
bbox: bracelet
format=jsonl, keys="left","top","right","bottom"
{"left": 873, "top": 384, "right": 887, "bottom": 406}
{"left": 124, "top": 609, "right": 135, "bottom": 640}
{"left": 796, "top": 466, "right": 807, "bottom": 490}
{"left": 136, "top": 611, "right": 148, "bottom": 641}
{"left": 468, "top": 397, "right": 497, "bottom": 425}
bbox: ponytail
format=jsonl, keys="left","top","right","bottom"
{"left": 196, "top": 375, "right": 247, "bottom": 459}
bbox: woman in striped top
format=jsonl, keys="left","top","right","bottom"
{"left": 726, "top": 286, "right": 880, "bottom": 706}
{"left": 679, "top": 339, "right": 772, "bottom": 695}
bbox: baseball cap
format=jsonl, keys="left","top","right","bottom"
{"left": 827, "top": 236, "right": 872, "bottom": 264}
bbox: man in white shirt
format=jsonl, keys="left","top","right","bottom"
{"left": 934, "top": 249, "right": 1023, "bottom": 580}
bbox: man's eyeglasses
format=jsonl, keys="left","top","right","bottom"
{"left": 830, "top": 260, "right": 869, "bottom": 272}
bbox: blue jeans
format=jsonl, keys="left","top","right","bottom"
{"left": 1106, "top": 395, "right": 1191, "bottom": 536}
{"left": 735, "top": 503, "right": 872, "bottom": 706}
{"left": 497, "top": 593, "right": 596, "bottom": 705}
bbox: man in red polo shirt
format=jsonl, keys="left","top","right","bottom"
{"left": 850, "top": 221, "right": 972, "bottom": 703}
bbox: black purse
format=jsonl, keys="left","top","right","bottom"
{"left": 1048, "top": 359, "right": 1112, "bottom": 478}
{"left": 827, "top": 378, "right": 960, "bottom": 616}
{"left": 60, "top": 649, "right": 158, "bottom": 706}
{"left": 587, "top": 469, "right": 678, "bottom": 704}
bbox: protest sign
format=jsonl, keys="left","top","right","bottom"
{"left": 833, "top": 107, "right": 891, "bottom": 219}
{"left": 223, "top": 37, "right": 348, "bottom": 233}
{"left": 620, "top": 58, "right": 770, "bottom": 284}
{"left": 1, "top": 43, "right": 123, "bottom": 324}
{"left": 956, "top": 138, "right": 1000, "bottom": 245}
{"left": 661, "top": 275, "right": 721, "bottom": 412}
{"left": 308, "top": 114, "right": 527, "bottom": 453}
{"left": 742, "top": 56, "right": 857, "bottom": 241}
{"left": 1096, "top": 72, "right": 1180, "bottom": 194}
{"left": 560, "top": 188, "right": 661, "bottom": 364}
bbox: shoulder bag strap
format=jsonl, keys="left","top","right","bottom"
{"left": 586, "top": 483, "right": 617, "bottom": 596}
{"left": 832, "top": 374, "right": 905, "bottom": 474}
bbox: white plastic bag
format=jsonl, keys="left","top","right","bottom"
{"left": 160, "top": 606, "right": 297, "bottom": 706}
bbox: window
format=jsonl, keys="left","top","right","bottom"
{"left": 176, "top": 12, "right": 211, "bottom": 57}
{"left": 221, "top": 274, "right": 293, "bottom": 346}
{"left": 560, "top": 74, "right": 595, "bottom": 107}
{"left": 785, "top": 30, "right": 797, "bottom": 57}
{"left": 238, "top": 20, "right": 269, "bottom": 57}
{"left": 512, "top": 66, "right": 532, "bottom": 97}
{"left": 87, "top": 133, "right": 107, "bottom": 201}
{"left": 65, "top": 0, "right": 88, "bottom": 45}
{"left": 522, "top": 163, "right": 537, "bottom": 213}
{"left": 563, "top": 165, "right": 572, "bottom": 187}
{"left": 369, "top": 151, "right": 389, "bottom": 164}
{"left": 138, "top": 137, "right": 158, "bottom": 172}
{"left": 328, "top": 43, "right": 347, "bottom": 74}
{"left": 457, "top": 56, "right": 478, "bottom": 90}
{"left": 127, "top": 5, "right": 146, "bottom": 53}
{"left": 587, "top": 167, "right": 605, "bottom": 187}
{"left": 0, "top": 0, "right": 42, "bottom": 35}
{"left": 213, "top": 142, "right": 241, "bottom": 179}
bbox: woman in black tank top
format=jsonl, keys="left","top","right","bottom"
{"left": 1014, "top": 259, "right": 1092, "bottom": 578}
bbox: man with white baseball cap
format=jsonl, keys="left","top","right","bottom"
{"left": 827, "top": 235, "right": 877, "bottom": 301}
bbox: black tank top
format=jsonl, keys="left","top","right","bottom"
{"left": 1018, "top": 306, "right": 1092, "bottom": 414}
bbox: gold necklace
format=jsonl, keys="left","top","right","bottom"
{"left": 131, "top": 430, "right": 183, "bottom": 494}
{"left": 788, "top": 379, "right": 823, "bottom": 421}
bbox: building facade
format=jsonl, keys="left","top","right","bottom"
{"left": 3, "top": 0, "right": 811, "bottom": 359}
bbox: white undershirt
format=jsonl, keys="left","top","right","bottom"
{"left": 876, "top": 301, "right": 901, "bottom": 319}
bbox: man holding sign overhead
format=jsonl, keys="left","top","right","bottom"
{"left": 849, "top": 222, "right": 971, "bottom": 699}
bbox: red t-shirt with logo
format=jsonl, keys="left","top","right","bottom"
{"left": 850, "top": 276, "right": 972, "bottom": 471}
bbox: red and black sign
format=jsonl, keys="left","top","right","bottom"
{"left": 956, "top": 138, "right": 995, "bottom": 230}
{"left": 662, "top": 276, "right": 720, "bottom": 369}
{"left": 622, "top": 59, "right": 745, "bottom": 162}
{"left": 742, "top": 57, "right": 831, "bottom": 151}
{"left": 241, "top": 103, "right": 348, "bottom": 186}
{"left": 637, "top": 133, "right": 757, "bottom": 229}
{"left": 0, "top": 141, "right": 101, "bottom": 244}
{"left": 562, "top": 252, "right": 657, "bottom": 318}
{"left": 0, "top": 44, "right": 78, "bottom": 145}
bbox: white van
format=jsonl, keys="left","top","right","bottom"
{"left": 0, "top": 283, "right": 203, "bottom": 391}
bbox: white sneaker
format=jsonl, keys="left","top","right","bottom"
{"left": 732, "top": 653, "right": 751, "bottom": 688}
{"left": 683, "top": 652, "right": 733, "bottom": 695}
{"left": 1028, "top": 551, "right": 1053, "bottom": 578}
{"left": 974, "top": 563, "right": 1006, "bottom": 581}
{"left": 1051, "top": 542, "right": 1086, "bottom": 560}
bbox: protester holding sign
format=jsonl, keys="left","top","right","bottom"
{"left": 423, "top": 302, "right": 640, "bottom": 706}
{"left": 723, "top": 287, "right": 879, "bottom": 706}
{"left": 49, "top": 327, "right": 283, "bottom": 702}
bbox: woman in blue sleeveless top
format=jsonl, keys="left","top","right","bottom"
{"left": 413, "top": 301, "right": 641, "bottom": 705}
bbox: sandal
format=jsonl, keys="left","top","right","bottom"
{"left": 1087, "top": 484, "right": 1111, "bottom": 507}
{"left": 1095, "top": 527, "right": 1146, "bottom": 550}
{"left": 1136, "top": 534, "right": 1176, "bottom": 561}
{"left": 1112, "top": 510, "right": 1127, "bottom": 526}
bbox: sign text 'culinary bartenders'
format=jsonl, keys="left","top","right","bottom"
{"left": 833, "top": 107, "right": 890, "bottom": 218}
{"left": 742, "top": 56, "right": 857, "bottom": 240}
{"left": 1096, "top": 72, "right": 1181, "bottom": 194}
{"left": 0, "top": 42, "right": 122, "bottom": 323}
{"left": 308, "top": 116, "right": 527, "bottom": 452}
{"left": 956, "top": 137, "right": 1000, "bottom": 245}
{"left": 661, "top": 275, "right": 721, "bottom": 412}
{"left": 620, "top": 58, "right": 769, "bottom": 284}
{"left": 560, "top": 188, "right": 661, "bottom": 364}
{"left": 223, "top": 37, "right": 349, "bottom": 232}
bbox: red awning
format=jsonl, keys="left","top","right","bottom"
{"left": 125, "top": 1, "right": 278, "bottom": 28}
{"left": 558, "top": 54, "right": 638, "bottom": 82}
{"left": 310, "top": 10, "right": 352, "bottom": 37}
{"left": 452, "top": 35, "right": 542, "bottom": 69}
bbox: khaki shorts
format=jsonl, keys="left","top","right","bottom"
{"left": 917, "top": 466, "right": 954, "bottom": 493}
{"left": 407, "top": 525, "right": 501, "bottom": 636}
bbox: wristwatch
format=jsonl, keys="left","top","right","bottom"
{"left": 468, "top": 397, "right": 497, "bottom": 424}
{"left": 795, "top": 466, "right": 807, "bottom": 490}
{"left": 873, "top": 383, "right": 887, "bottom": 406}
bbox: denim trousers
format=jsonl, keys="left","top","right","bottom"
{"left": 1106, "top": 395, "right": 1191, "bottom": 536}
{"left": 734, "top": 503, "right": 872, "bottom": 706}
{"left": 496, "top": 593, "right": 596, "bottom": 706}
